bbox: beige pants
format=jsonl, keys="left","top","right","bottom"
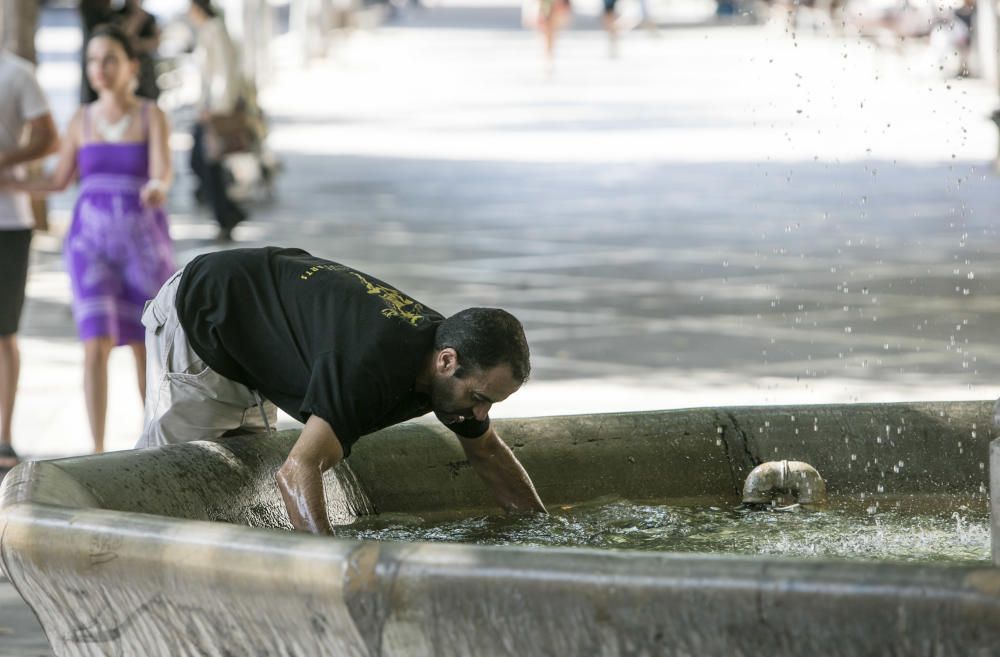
{"left": 136, "top": 270, "right": 277, "bottom": 449}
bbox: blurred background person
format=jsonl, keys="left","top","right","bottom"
{"left": 78, "top": 0, "right": 114, "bottom": 103}
{"left": 1, "top": 0, "right": 52, "bottom": 231}
{"left": 953, "top": 0, "right": 975, "bottom": 76}
{"left": 0, "top": 47, "right": 58, "bottom": 469}
{"left": 4, "top": 25, "right": 176, "bottom": 453}
{"left": 525, "top": 0, "right": 572, "bottom": 73}
{"left": 1, "top": 0, "right": 40, "bottom": 64}
{"left": 188, "top": 0, "right": 248, "bottom": 241}
{"left": 115, "top": 0, "right": 162, "bottom": 100}
{"left": 602, "top": 0, "right": 620, "bottom": 57}
{"left": 636, "top": 0, "right": 658, "bottom": 33}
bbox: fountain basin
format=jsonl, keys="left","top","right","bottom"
{"left": 2, "top": 401, "right": 999, "bottom": 656}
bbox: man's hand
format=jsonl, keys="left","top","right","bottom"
{"left": 461, "top": 427, "right": 546, "bottom": 514}
{"left": 276, "top": 414, "right": 345, "bottom": 535}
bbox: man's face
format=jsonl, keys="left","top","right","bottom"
{"left": 430, "top": 354, "right": 520, "bottom": 425}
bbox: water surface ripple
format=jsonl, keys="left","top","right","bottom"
{"left": 340, "top": 496, "right": 990, "bottom": 564}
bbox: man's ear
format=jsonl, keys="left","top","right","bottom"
{"left": 437, "top": 347, "right": 459, "bottom": 375}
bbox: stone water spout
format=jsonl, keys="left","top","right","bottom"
{"left": 742, "top": 460, "right": 827, "bottom": 506}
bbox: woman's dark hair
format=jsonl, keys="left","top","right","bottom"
{"left": 435, "top": 308, "right": 531, "bottom": 385}
{"left": 88, "top": 24, "right": 137, "bottom": 60}
{"left": 191, "top": 0, "right": 218, "bottom": 18}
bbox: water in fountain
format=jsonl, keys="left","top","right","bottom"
{"left": 337, "top": 494, "right": 990, "bottom": 564}
{"left": 324, "top": 461, "right": 377, "bottom": 524}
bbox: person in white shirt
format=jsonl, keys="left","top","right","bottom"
{"left": 0, "top": 50, "right": 58, "bottom": 469}
{"left": 188, "top": 0, "right": 248, "bottom": 241}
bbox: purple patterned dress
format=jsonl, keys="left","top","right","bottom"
{"left": 65, "top": 103, "right": 176, "bottom": 345}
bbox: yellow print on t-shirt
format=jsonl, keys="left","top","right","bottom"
{"left": 300, "top": 263, "right": 425, "bottom": 326}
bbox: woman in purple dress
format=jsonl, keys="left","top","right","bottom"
{"left": 6, "top": 25, "right": 175, "bottom": 453}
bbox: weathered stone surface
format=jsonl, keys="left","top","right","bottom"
{"left": 2, "top": 402, "right": 999, "bottom": 657}
{"left": 350, "top": 401, "right": 996, "bottom": 512}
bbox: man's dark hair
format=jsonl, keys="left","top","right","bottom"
{"left": 435, "top": 308, "right": 531, "bottom": 385}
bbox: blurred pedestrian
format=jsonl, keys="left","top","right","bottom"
{"left": 636, "top": 0, "right": 659, "bottom": 33}
{"left": 115, "top": 0, "right": 162, "bottom": 100}
{"left": 79, "top": 0, "right": 115, "bottom": 104}
{"left": 528, "top": 0, "right": 571, "bottom": 73}
{"left": 5, "top": 25, "right": 176, "bottom": 453}
{"left": 602, "top": 0, "right": 620, "bottom": 57}
{"left": 0, "top": 49, "right": 58, "bottom": 469}
{"left": 188, "top": 0, "right": 248, "bottom": 241}
{"left": 954, "top": 0, "right": 975, "bottom": 76}
{"left": 1, "top": 0, "right": 41, "bottom": 64}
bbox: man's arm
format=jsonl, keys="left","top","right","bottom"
{"left": 276, "top": 414, "right": 345, "bottom": 535}
{"left": 0, "top": 109, "right": 81, "bottom": 194}
{"left": 0, "top": 113, "right": 58, "bottom": 170}
{"left": 460, "top": 426, "right": 547, "bottom": 514}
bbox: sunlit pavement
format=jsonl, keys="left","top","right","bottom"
{"left": 14, "top": 0, "right": 1000, "bottom": 459}
{"left": 3, "top": 1, "right": 1000, "bottom": 652}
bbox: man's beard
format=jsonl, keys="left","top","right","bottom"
{"left": 430, "top": 373, "right": 473, "bottom": 422}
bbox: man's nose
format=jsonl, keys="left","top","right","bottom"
{"left": 472, "top": 402, "right": 492, "bottom": 421}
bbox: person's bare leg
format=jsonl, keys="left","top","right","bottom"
{"left": 541, "top": 11, "right": 562, "bottom": 79}
{"left": 0, "top": 334, "right": 20, "bottom": 462}
{"left": 543, "top": 15, "right": 556, "bottom": 63}
{"left": 603, "top": 12, "right": 619, "bottom": 57}
{"left": 84, "top": 337, "right": 113, "bottom": 453}
{"left": 129, "top": 341, "right": 146, "bottom": 402}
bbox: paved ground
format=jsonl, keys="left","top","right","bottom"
{"left": 3, "top": 0, "right": 1000, "bottom": 653}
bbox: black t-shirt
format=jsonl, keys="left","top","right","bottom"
{"left": 175, "top": 247, "right": 489, "bottom": 454}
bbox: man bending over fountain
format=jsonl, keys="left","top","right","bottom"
{"left": 135, "top": 246, "right": 546, "bottom": 534}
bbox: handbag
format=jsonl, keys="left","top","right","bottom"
{"left": 207, "top": 101, "right": 256, "bottom": 156}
